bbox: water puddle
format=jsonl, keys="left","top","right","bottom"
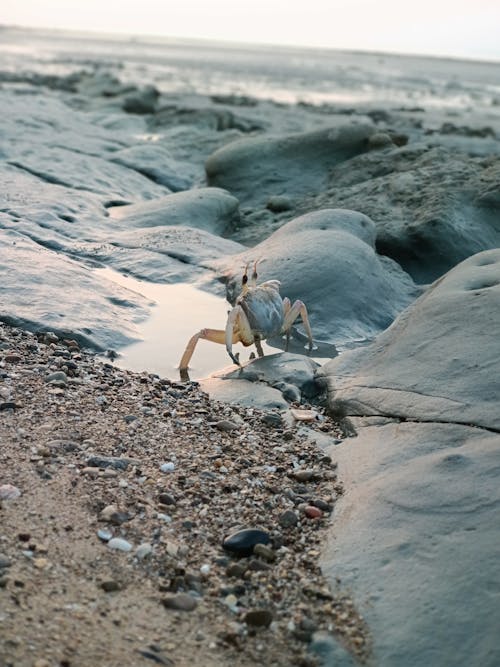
{"left": 96, "top": 268, "right": 337, "bottom": 380}
{"left": 95, "top": 268, "right": 282, "bottom": 380}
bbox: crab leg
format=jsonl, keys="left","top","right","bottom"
{"left": 225, "top": 305, "right": 254, "bottom": 365}
{"left": 281, "top": 299, "right": 314, "bottom": 351}
{"left": 179, "top": 328, "right": 239, "bottom": 371}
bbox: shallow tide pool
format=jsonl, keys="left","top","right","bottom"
{"left": 95, "top": 268, "right": 283, "bottom": 380}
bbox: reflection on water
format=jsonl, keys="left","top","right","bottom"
{"left": 95, "top": 268, "right": 335, "bottom": 380}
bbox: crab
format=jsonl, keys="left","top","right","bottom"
{"left": 179, "top": 261, "right": 314, "bottom": 376}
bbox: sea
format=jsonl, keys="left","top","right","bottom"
{"left": 1, "top": 25, "right": 499, "bottom": 110}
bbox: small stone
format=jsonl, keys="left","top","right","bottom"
{"left": 135, "top": 543, "right": 153, "bottom": 560}
{"left": 304, "top": 506, "right": 323, "bottom": 519}
{"left": 266, "top": 195, "right": 293, "bottom": 212}
{"left": 0, "top": 402, "right": 20, "bottom": 411}
{"left": 223, "top": 594, "right": 239, "bottom": 612}
{"left": 261, "top": 413, "right": 283, "bottom": 428}
{"left": 100, "top": 580, "right": 121, "bottom": 592}
{"left": 45, "top": 371, "right": 68, "bottom": 385}
{"left": 200, "top": 563, "right": 211, "bottom": 576}
{"left": 160, "top": 462, "right": 175, "bottom": 473}
{"left": 222, "top": 528, "right": 271, "bottom": 557}
{"left": 86, "top": 456, "right": 132, "bottom": 471}
{"left": 97, "top": 529, "right": 113, "bottom": 542}
{"left": 290, "top": 408, "right": 317, "bottom": 422}
{"left": 158, "top": 492, "right": 176, "bottom": 506}
{"left": 162, "top": 593, "right": 198, "bottom": 612}
{"left": 368, "top": 131, "right": 393, "bottom": 149}
{"left": 253, "top": 543, "right": 276, "bottom": 562}
{"left": 279, "top": 509, "right": 299, "bottom": 528}
{"left": 226, "top": 562, "right": 247, "bottom": 578}
{"left": 215, "top": 420, "right": 239, "bottom": 432}
{"left": 0, "top": 554, "right": 12, "bottom": 569}
{"left": 292, "top": 469, "right": 321, "bottom": 483}
{"left": 311, "top": 498, "right": 333, "bottom": 512}
{"left": 4, "top": 353, "right": 22, "bottom": 363}
{"left": 34, "top": 660, "right": 51, "bottom": 667}
{"left": 100, "top": 505, "right": 131, "bottom": 525}
{"left": 0, "top": 484, "right": 21, "bottom": 500}
{"left": 108, "top": 537, "right": 132, "bottom": 552}
{"left": 244, "top": 608, "right": 274, "bottom": 628}
{"left": 33, "top": 557, "right": 49, "bottom": 569}
{"left": 247, "top": 558, "right": 271, "bottom": 572}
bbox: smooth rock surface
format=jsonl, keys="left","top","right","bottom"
{"left": 318, "top": 249, "right": 500, "bottom": 667}
{"left": 0, "top": 229, "right": 149, "bottom": 350}
{"left": 217, "top": 209, "right": 419, "bottom": 346}
{"left": 107, "top": 187, "right": 240, "bottom": 236}
{"left": 205, "top": 122, "right": 375, "bottom": 207}
{"left": 319, "top": 248, "right": 500, "bottom": 430}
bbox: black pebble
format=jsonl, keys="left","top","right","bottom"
{"left": 222, "top": 528, "right": 271, "bottom": 557}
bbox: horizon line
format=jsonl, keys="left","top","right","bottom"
{"left": 2, "top": 22, "right": 500, "bottom": 67}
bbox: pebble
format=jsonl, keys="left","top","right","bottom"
{"left": 162, "top": 593, "right": 198, "bottom": 612}
{"left": 215, "top": 419, "right": 239, "bottom": 432}
{"left": 97, "top": 529, "right": 113, "bottom": 542}
{"left": 100, "top": 505, "right": 131, "bottom": 525}
{"left": 100, "top": 580, "right": 121, "bottom": 592}
{"left": 311, "top": 498, "right": 333, "bottom": 512}
{"left": 253, "top": 543, "right": 277, "bottom": 562}
{"left": 244, "top": 608, "right": 274, "bottom": 628}
{"left": 0, "top": 484, "right": 21, "bottom": 500}
{"left": 44, "top": 371, "right": 68, "bottom": 384}
{"left": 304, "top": 506, "right": 323, "bottom": 519}
{"left": 200, "top": 563, "right": 211, "bottom": 576}
{"left": 4, "top": 353, "right": 22, "bottom": 363}
{"left": 33, "top": 557, "right": 49, "bottom": 569}
{"left": 222, "top": 528, "right": 271, "bottom": 557}
{"left": 160, "top": 462, "right": 175, "bottom": 473}
{"left": 86, "top": 455, "right": 132, "bottom": 471}
{"left": 135, "top": 543, "right": 153, "bottom": 560}
{"left": 158, "top": 492, "right": 176, "bottom": 506}
{"left": 278, "top": 510, "right": 299, "bottom": 528}
{"left": 293, "top": 469, "right": 321, "bottom": 483}
{"left": 0, "top": 554, "right": 12, "bottom": 569}
{"left": 108, "top": 537, "right": 133, "bottom": 552}
{"left": 261, "top": 413, "right": 283, "bottom": 428}
{"left": 226, "top": 562, "right": 247, "bottom": 578}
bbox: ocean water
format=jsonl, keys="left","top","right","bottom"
{"left": 1, "top": 25, "right": 499, "bottom": 109}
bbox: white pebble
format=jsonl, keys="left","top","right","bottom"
{"left": 107, "top": 537, "right": 132, "bottom": 552}
{"left": 160, "top": 462, "right": 175, "bottom": 473}
{"left": 200, "top": 563, "right": 211, "bottom": 576}
{"left": 135, "top": 543, "right": 153, "bottom": 560}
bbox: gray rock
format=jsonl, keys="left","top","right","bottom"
{"left": 205, "top": 122, "right": 375, "bottom": 207}
{"left": 107, "top": 187, "right": 239, "bottom": 236}
{"left": 0, "top": 229, "right": 149, "bottom": 350}
{"left": 109, "top": 143, "right": 195, "bottom": 192}
{"left": 162, "top": 593, "right": 198, "bottom": 612}
{"left": 86, "top": 456, "right": 134, "bottom": 471}
{"left": 200, "top": 376, "right": 289, "bottom": 410}
{"left": 317, "top": 249, "right": 500, "bottom": 667}
{"left": 217, "top": 209, "right": 419, "bottom": 346}
{"left": 44, "top": 371, "right": 68, "bottom": 385}
{"left": 319, "top": 248, "right": 500, "bottom": 430}
{"left": 309, "top": 145, "right": 500, "bottom": 282}
{"left": 122, "top": 85, "right": 159, "bottom": 114}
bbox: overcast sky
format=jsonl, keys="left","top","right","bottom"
{"left": 2, "top": 0, "right": 500, "bottom": 61}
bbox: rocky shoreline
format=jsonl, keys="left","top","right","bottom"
{"left": 0, "top": 322, "right": 368, "bottom": 667}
